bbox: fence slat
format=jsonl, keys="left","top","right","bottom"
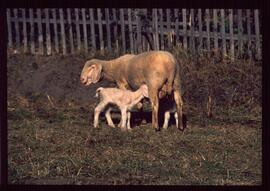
{"left": 97, "top": 8, "right": 104, "bottom": 54}
{"left": 82, "top": 8, "right": 88, "bottom": 53}
{"left": 159, "top": 9, "right": 164, "bottom": 50}
{"left": 221, "top": 9, "right": 226, "bottom": 56}
{"left": 229, "top": 9, "right": 234, "bottom": 60}
{"left": 182, "top": 9, "right": 187, "bottom": 49}
{"left": 153, "top": 9, "right": 159, "bottom": 50}
{"left": 198, "top": 9, "right": 203, "bottom": 49}
{"left": 37, "top": 9, "right": 44, "bottom": 54}
{"left": 22, "top": 9, "right": 28, "bottom": 53}
{"left": 237, "top": 9, "right": 243, "bottom": 58}
{"left": 45, "top": 9, "right": 52, "bottom": 55}
{"left": 112, "top": 9, "right": 119, "bottom": 53}
{"left": 89, "top": 9, "right": 96, "bottom": 51}
{"left": 75, "top": 9, "right": 81, "bottom": 52}
{"left": 136, "top": 9, "right": 142, "bottom": 53}
{"left": 190, "top": 9, "right": 195, "bottom": 51}
{"left": 105, "top": 8, "right": 112, "bottom": 52}
{"left": 13, "top": 9, "right": 20, "bottom": 50}
{"left": 174, "top": 9, "right": 179, "bottom": 43}
{"left": 254, "top": 9, "right": 261, "bottom": 60}
{"left": 59, "top": 9, "right": 66, "bottom": 55}
{"left": 120, "top": 9, "right": 126, "bottom": 53}
{"left": 52, "top": 9, "right": 59, "bottom": 53}
{"left": 166, "top": 9, "right": 171, "bottom": 48}
{"left": 7, "top": 9, "right": 12, "bottom": 49}
{"left": 247, "top": 9, "right": 252, "bottom": 58}
{"left": 205, "top": 9, "right": 210, "bottom": 51}
{"left": 29, "top": 9, "right": 35, "bottom": 54}
{"left": 128, "top": 8, "right": 134, "bottom": 53}
{"left": 213, "top": 9, "right": 218, "bottom": 50}
{"left": 67, "top": 8, "right": 74, "bottom": 54}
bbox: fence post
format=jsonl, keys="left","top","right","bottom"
{"left": 22, "top": 9, "right": 28, "bottom": 53}
{"left": 213, "top": 9, "right": 218, "bottom": 50}
{"left": 29, "top": 9, "right": 35, "bottom": 54}
{"left": 153, "top": 9, "right": 159, "bottom": 50}
{"left": 221, "top": 9, "right": 226, "bottom": 56}
{"left": 67, "top": 8, "right": 75, "bottom": 54}
{"left": 237, "top": 9, "right": 243, "bottom": 58}
{"left": 120, "top": 9, "right": 126, "bottom": 53}
{"left": 45, "top": 8, "right": 52, "bottom": 55}
{"left": 37, "top": 9, "right": 44, "bottom": 55}
{"left": 75, "top": 8, "right": 81, "bottom": 52}
{"left": 97, "top": 8, "right": 104, "bottom": 54}
{"left": 254, "top": 9, "right": 261, "bottom": 60}
{"left": 89, "top": 8, "right": 96, "bottom": 51}
{"left": 7, "top": 9, "right": 12, "bottom": 49}
{"left": 105, "top": 8, "right": 112, "bottom": 52}
{"left": 182, "top": 9, "right": 187, "bottom": 49}
{"left": 82, "top": 8, "right": 88, "bottom": 53}
{"left": 128, "top": 8, "right": 134, "bottom": 53}
{"left": 52, "top": 9, "right": 59, "bottom": 54}
{"left": 159, "top": 9, "right": 164, "bottom": 50}
{"left": 13, "top": 9, "right": 20, "bottom": 50}
{"left": 59, "top": 9, "right": 67, "bottom": 55}
{"left": 205, "top": 9, "right": 210, "bottom": 51}
{"left": 229, "top": 9, "right": 234, "bottom": 60}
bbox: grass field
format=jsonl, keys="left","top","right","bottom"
{"left": 8, "top": 98, "right": 262, "bottom": 185}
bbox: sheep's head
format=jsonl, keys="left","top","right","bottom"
{"left": 80, "top": 60, "right": 102, "bottom": 86}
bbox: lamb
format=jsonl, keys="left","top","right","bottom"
{"left": 80, "top": 51, "right": 186, "bottom": 131}
{"left": 94, "top": 84, "right": 148, "bottom": 131}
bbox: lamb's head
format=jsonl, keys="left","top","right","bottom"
{"left": 139, "top": 84, "right": 149, "bottom": 98}
{"left": 80, "top": 59, "right": 102, "bottom": 86}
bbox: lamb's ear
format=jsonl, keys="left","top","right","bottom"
{"left": 86, "top": 64, "right": 102, "bottom": 84}
{"left": 141, "top": 85, "right": 149, "bottom": 98}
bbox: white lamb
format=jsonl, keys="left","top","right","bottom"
{"left": 94, "top": 84, "right": 148, "bottom": 131}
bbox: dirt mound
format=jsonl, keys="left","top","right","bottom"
{"left": 7, "top": 54, "right": 116, "bottom": 106}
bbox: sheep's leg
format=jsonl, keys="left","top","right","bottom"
{"left": 120, "top": 107, "right": 128, "bottom": 131}
{"left": 94, "top": 102, "right": 107, "bottom": 128}
{"left": 174, "top": 90, "right": 184, "bottom": 130}
{"left": 105, "top": 107, "right": 115, "bottom": 128}
{"left": 149, "top": 88, "right": 160, "bottom": 131}
{"left": 162, "top": 111, "right": 170, "bottom": 129}
{"left": 127, "top": 111, "right": 132, "bottom": 130}
{"left": 174, "top": 112, "right": 178, "bottom": 129}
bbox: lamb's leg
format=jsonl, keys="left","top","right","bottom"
{"left": 105, "top": 107, "right": 115, "bottom": 128}
{"left": 174, "top": 90, "right": 184, "bottom": 130}
{"left": 174, "top": 112, "right": 178, "bottom": 129}
{"left": 94, "top": 102, "right": 107, "bottom": 128}
{"left": 120, "top": 107, "right": 128, "bottom": 131}
{"left": 127, "top": 111, "right": 132, "bottom": 130}
{"left": 162, "top": 111, "right": 170, "bottom": 129}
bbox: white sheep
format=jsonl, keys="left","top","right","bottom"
{"left": 94, "top": 84, "right": 148, "bottom": 131}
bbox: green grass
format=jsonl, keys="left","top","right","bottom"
{"left": 8, "top": 99, "right": 262, "bottom": 185}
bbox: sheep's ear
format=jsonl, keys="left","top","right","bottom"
{"left": 90, "top": 64, "right": 102, "bottom": 83}
{"left": 141, "top": 85, "right": 149, "bottom": 98}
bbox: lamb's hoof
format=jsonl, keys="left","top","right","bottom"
{"left": 178, "top": 127, "right": 184, "bottom": 131}
{"left": 120, "top": 127, "right": 127, "bottom": 132}
{"left": 155, "top": 128, "right": 161, "bottom": 132}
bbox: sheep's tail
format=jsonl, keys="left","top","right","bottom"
{"left": 95, "top": 87, "right": 104, "bottom": 98}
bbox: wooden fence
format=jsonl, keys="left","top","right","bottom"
{"left": 6, "top": 8, "right": 262, "bottom": 60}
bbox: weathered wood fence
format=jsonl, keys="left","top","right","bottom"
{"left": 6, "top": 8, "right": 262, "bottom": 60}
